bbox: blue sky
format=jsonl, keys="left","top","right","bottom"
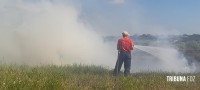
{"left": 139, "top": 0, "right": 200, "bottom": 28}
{"left": 73, "top": 0, "right": 200, "bottom": 35}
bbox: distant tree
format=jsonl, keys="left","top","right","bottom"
{"left": 175, "top": 35, "right": 200, "bottom": 62}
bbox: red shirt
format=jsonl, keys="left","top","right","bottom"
{"left": 117, "top": 37, "right": 134, "bottom": 52}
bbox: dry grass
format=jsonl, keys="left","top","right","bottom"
{"left": 0, "top": 64, "right": 199, "bottom": 90}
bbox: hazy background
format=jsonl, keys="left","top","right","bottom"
{"left": 1, "top": 0, "right": 200, "bottom": 36}
{"left": 0, "top": 0, "right": 199, "bottom": 72}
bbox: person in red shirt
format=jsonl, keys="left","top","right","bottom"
{"left": 113, "top": 31, "right": 134, "bottom": 76}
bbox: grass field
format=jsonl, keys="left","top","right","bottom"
{"left": 0, "top": 64, "right": 199, "bottom": 90}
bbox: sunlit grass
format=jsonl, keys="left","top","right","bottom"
{"left": 0, "top": 64, "right": 199, "bottom": 90}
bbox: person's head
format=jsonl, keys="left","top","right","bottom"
{"left": 122, "top": 31, "right": 129, "bottom": 37}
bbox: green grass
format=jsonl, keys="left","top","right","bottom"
{"left": 0, "top": 64, "right": 199, "bottom": 90}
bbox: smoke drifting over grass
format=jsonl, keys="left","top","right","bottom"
{"left": 132, "top": 35, "right": 197, "bottom": 73}
{"left": 0, "top": 0, "right": 197, "bottom": 73}
{"left": 0, "top": 0, "right": 115, "bottom": 66}
{"left": 133, "top": 45, "right": 193, "bottom": 73}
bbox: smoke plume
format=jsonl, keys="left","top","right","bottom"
{"left": 0, "top": 0, "right": 115, "bottom": 66}
{"left": 133, "top": 45, "right": 193, "bottom": 73}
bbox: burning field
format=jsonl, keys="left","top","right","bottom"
{"left": 1, "top": 0, "right": 200, "bottom": 89}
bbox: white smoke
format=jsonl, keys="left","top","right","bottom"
{"left": 0, "top": 0, "right": 116, "bottom": 66}
{"left": 133, "top": 45, "right": 193, "bottom": 73}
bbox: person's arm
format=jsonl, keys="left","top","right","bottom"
{"left": 117, "top": 39, "right": 121, "bottom": 50}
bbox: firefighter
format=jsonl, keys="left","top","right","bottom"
{"left": 113, "top": 31, "right": 134, "bottom": 76}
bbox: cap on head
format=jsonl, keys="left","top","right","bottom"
{"left": 122, "top": 31, "right": 129, "bottom": 37}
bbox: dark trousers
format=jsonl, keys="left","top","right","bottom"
{"left": 113, "top": 51, "right": 131, "bottom": 76}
